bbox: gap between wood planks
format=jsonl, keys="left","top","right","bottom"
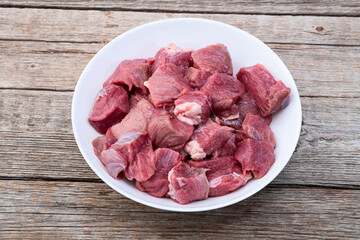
{"left": 0, "top": 175, "right": 359, "bottom": 190}
{"left": 0, "top": 4, "right": 359, "bottom": 17}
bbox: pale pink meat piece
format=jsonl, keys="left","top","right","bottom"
{"left": 151, "top": 43, "right": 193, "bottom": 74}
{"left": 184, "top": 119, "right": 233, "bottom": 159}
{"left": 101, "top": 131, "right": 156, "bottom": 181}
{"left": 107, "top": 99, "right": 155, "bottom": 139}
{"left": 188, "top": 156, "right": 252, "bottom": 197}
{"left": 168, "top": 162, "right": 209, "bottom": 205}
{"left": 185, "top": 67, "right": 212, "bottom": 89}
{"left": 88, "top": 84, "right": 129, "bottom": 134}
{"left": 92, "top": 134, "right": 116, "bottom": 165}
{"left": 174, "top": 89, "right": 211, "bottom": 125}
{"left": 237, "top": 64, "right": 291, "bottom": 116}
{"left": 148, "top": 110, "right": 194, "bottom": 151}
{"left": 192, "top": 43, "right": 233, "bottom": 75}
{"left": 103, "top": 59, "right": 150, "bottom": 93}
{"left": 242, "top": 113, "right": 276, "bottom": 148}
{"left": 145, "top": 63, "right": 190, "bottom": 107}
{"left": 235, "top": 139, "right": 275, "bottom": 179}
{"left": 201, "top": 73, "right": 245, "bottom": 112}
{"left": 136, "top": 148, "right": 183, "bottom": 197}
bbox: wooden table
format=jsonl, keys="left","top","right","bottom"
{"left": 0, "top": 1, "right": 359, "bottom": 239}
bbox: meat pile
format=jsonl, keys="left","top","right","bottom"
{"left": 89, "top": 43, "right": 291, "bottom": 205}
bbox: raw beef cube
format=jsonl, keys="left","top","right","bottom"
{"left": 174, "top": 89, "right": 211, "bottom": 125}
{"left": 236, "top": 64, "right": 291, "bottom": 116}
{"left": 168, "top": 162, "right": 209, "bottom": 204}
{"left": 184, "top": 119, "right": 233, "bottom": 159}
{"left": 145, "top": 63, "right": 190, "bottom": 107}
{"left": 129, "top": 89, "right": 148, "bottom": 109}
{"left": 242, "top": 113, "right": 276, "bottom": 148}
{"left": 103, "top": 59, "right": 151, "bottom": 93}
{"left": 188, "top": 157, "right": 252, "bottom": 197}
{"left": 238, "top": 92, "right": 272, "bottom": 125}
{"left": 136, "top": 148, "right": 183, "bottom": 197}
{"left": 92, "top": 134, "right": 116, "bottom": 165}
{"left": 107, "top": 99, "right": 155, "bottom": 139}
{"left": 151, "top": 43, "right": 193, "bottom": 74}
{"left": 235, "top": 139, "right": 275, "bottom": 179}
{"left": 101, "top": 131, "right": 156, "bottom": 181}
{"left": 192, "top": 43, "right": 233, "bottom": 75}
{"left": 148, "top": 110, "right": 194, "bottom": 151}
{"left": 185, "top": 67, "right": 212, "bottom": 89}
{"left": 88, "top": 84, "right": 129, "bottom": 134}
{"left": 212, "top": 134, "right": 237, "bottom": 158}
{"left": 201, "top": 73, "right": 245, "bottom": 111}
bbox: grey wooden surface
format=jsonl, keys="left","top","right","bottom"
{"left": 0, "top": 1, "right": 359, "bottom": 239}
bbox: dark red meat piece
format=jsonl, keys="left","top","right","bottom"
{"left": 88, "top": 84, "right": 129, "bottom": 134}
{"left": 235, "top": 139, "right": 275, "bottom": 179}
{"left": 92, "top": 134, "right": 116, "bottom": 165}
{"left": 237, "top": 64, "right": 291, "bottom": 116}
{"left": 192, "top": 43, "right": 233, "bottom": 75}
{"left": 136, "top": 148, "right": 183, "bottom": 197}
{"left": 201, "top": 73, "right": 245, "bottom": 112}
{"left": 185, "top": 67, "right": 212, "bottom": 89}
{"left": 101, "top": 131, "right": 156, "bottom": 181}
{"left": 174, "top": 89, "right": 211, "bottom": 125}
{"left": 148, "top": 109, "right": 194, "bottom": 151}
{"left": 168, "top": 162, "right": 209, "bottom": 204}
{"left": 184, "top": 119, "right": 233, "bottom": 159}
{"left": 238, "top": 92, "right": 272, "bottom": 125}
{"left": 188, "top": 156, "right": 252, "bottom": 197}
{"left": 212, "top": 134, "right": 237, "bottom": 158}
{"left": 151, "top": 43, "right": 193, "bottom": 74}
{"left": 242, "top": 113, "right": 276, "bottom": 148}
{"left": 145, "top": 63, "right": 190, "bottom": 107}
{"left": 107, "top": 99, "right": 155, "bottom": 139}
{"left": 103, "top": 59, "right": 150, "bottom": 93}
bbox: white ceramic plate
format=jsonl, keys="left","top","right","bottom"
{"left": 72, "top": 18, "right": 302, "bottom": 212}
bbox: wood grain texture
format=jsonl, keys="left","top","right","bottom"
{"left": 0, "top": 180, "right": 359, "bottom": 239}
{"left": 1, "top": 41, "right": 359, "bottom": 97}
{"left": 0, "top": 89, "right": 359, "bottom": 187}
{"left": 0, "top": 8, "right": 359, "bottom": 46}
{"left": 1, "top": 0, "right": 360, "bottom": 16}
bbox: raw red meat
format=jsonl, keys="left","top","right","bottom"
{"left": 151, "top": 43, "right": 193, "bottom": 74}
{"left": 212, "top": 134, "right": 237, "bottom": 158}
{"left": 103, "top": 59, "right": 150, "bottom": 93}
{"left": 101, "top": 131, "right": 156, "bottom": 181}
{"left": 188, "top": 157, "right": 252, "bottom": 197}
{"left": 92, "top": 134, "right": 116, "bottom": 165}
{"left": 168, "top": 161, "right": 209, "bottom": 204}
{"left": 145, "top": 63, "right": 190, "bottom": 106}
{"left": 242, "top": 113, "right": 276, "bottom": 148}
{"left": 129, "top": 89, "right": 148, "bottom": 109}
{"left": 174, "top": 89, "right": 211, "bottom": 125}
{"left": 235, "top": 139, "right": 275, "bottom": 179}
{"left": 148, "top": 109, "right": 194, "bottom": 151}
{"left": 107, "top": 99, "right": 155, "bottom": 139}
{"left": 237, "top": 64, "right": 291, "bottom": 116}
{"left": 184, "top": 119, "right": 233, "bottom": 159}
{"left": 201, "top": 73, "right": 245, "bottom": 111}
{"left": 136, "top": 148, "right": 183, "bottom": 197}
{"left": 88, "top": 84, "right": 129, "bottom": 134}
{"left": 238, "top": 92, "right": 272, "bottom": 125}
{"left": 185, "top": 67, "right": 212, "bottom": 89}
{"left": 192, "top": 43, "right": 233, "bottom": 75}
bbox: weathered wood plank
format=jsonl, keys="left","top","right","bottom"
{"left": 0, "top": 8, "right": 359, "bottom": 45}
{"left": 0, "top": 89, "right": 359, "bottom": 187}
{"left": 2, "top": 0, "right": 360, "bottom": 16}
{"left": 0, "top": 180, "right": 359, "bottom": 239}
{"left": 1, "top": 41, "right": 359, "bottom": 97}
